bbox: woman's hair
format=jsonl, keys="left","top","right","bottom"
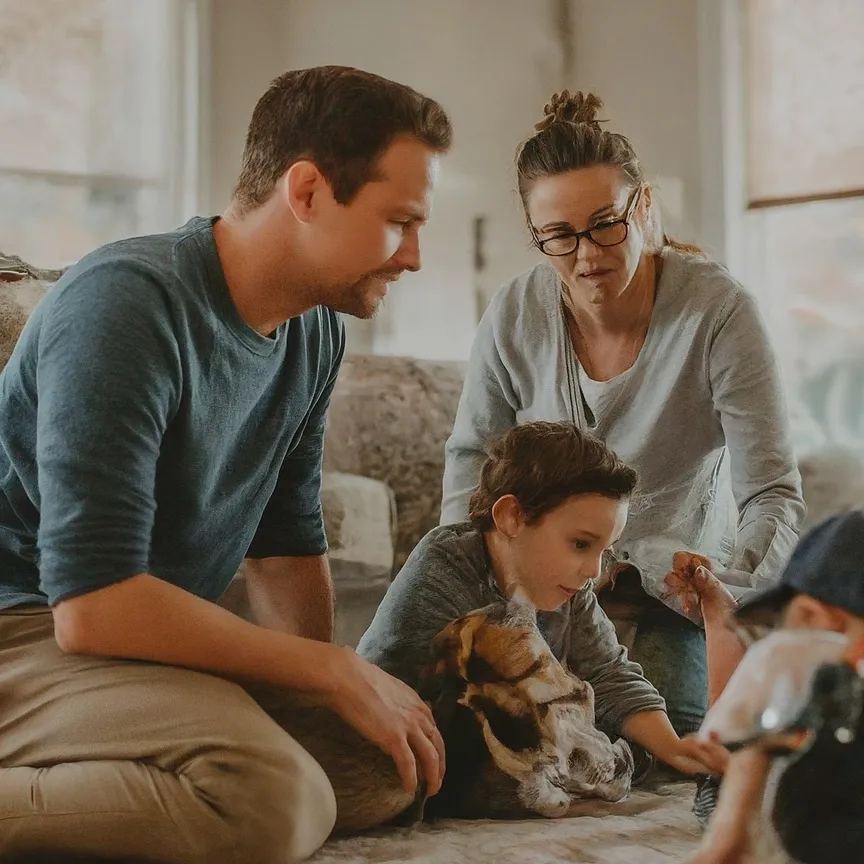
{"left": 516, "top": 89, "right": 702, "bottom": 257}
{"left": 467, "top": 421, "right": 638, "bottom": 532}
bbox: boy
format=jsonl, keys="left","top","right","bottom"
{"left": 691, "top": 508, "right": 864, "bottom": 864}
{"left": 358, "top": 421, "right": 726, "bottom": 784}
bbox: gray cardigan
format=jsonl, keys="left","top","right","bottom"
{"left": 357, "top": 523, "right": 666, "bottom": 737}
{"left": 441, "top": 249, "right": 806, "bottom": 607}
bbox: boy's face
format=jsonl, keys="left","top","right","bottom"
{"left": 783, "top": 595, "right": 864, "bottom": 640}
{"left": 507, "top": 493, "right": 628, "bottom": 612}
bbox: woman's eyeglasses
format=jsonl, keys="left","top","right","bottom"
{"left": 531, "top": 187, "right": 642, "bottom": 257}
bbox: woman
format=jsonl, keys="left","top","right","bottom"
{"left": 358, "top": 421, "right": 726, "bottom": 784}
{"left": 439, "top": 90, "right": 805, "bottom": 735}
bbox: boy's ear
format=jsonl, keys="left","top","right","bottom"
{"left": 786, "top": 595, "right": 850, "bottom": 632}
{"left": 491, "top": 494, "right": 526, "bottom": 537}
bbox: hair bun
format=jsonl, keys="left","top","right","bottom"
{"left": 535, "top": 90, "right": 604, "bottom": 133}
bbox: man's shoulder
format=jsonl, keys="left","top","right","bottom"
{"left": 44, "top": 220, "right": 213, "bottom": 319}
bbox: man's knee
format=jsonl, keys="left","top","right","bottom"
{"left": 195, "top": 733, "right": 337, "bottom": 864}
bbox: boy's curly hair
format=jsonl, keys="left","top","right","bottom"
{"left": 467, "top": 422, "right": 637, "bottom": 532}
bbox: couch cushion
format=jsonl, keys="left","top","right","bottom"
{"left": 0, "top": 278, "right": 50, "bottom": 371}
{"left": 323, "top": 354, "right": 466, "bottom": 573}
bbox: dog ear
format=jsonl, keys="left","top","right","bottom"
{"left": 427, "top": 612, "right": 486, "bottom": 681}
{"left": 419, "top": 615, "right": 484, "bottom": 734}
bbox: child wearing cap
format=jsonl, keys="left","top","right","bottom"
{"left": 685, "top": 508, "right": 864, "bottom": 864}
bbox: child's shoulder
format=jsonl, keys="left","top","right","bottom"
{"left": 400, "top": 522, "right": 488, "bottom": 583}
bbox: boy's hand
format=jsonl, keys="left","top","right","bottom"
{"left": 665, "top": 734, "right": 730, "bottom": 776}
{"left": 326, "top": 647, "right": 446, "bottom": 796}
{"left": 688, "top": 836, "right": 749, "bottom": 864}
{"left": 662, "top": 554, "right": 737, "bottom": 625}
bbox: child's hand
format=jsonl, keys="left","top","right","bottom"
{"left": 665, "top": 733, "right": 730, "bottom": 776}
{"left": 688, "top": 837, "right": 749, "bottom": 864}
{"left": 662, "top": 554, "right": 737, "bottom": 626}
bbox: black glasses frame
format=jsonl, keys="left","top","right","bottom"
{"left": 531, "top": 186, "right": 643, "bottom": 257}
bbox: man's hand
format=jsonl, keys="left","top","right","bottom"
{"left": 54, "top": 574, "right": 445, "bottom": 795}
{"left": 327, "top": 648, "right": 446, "bottom": 797}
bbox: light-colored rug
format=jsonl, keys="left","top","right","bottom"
{"left": 311, "top": 781, "right": 703, "bottom": 864}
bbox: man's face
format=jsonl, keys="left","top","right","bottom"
{"left": 308, "top": 136, "right": 440, "bottom": 319}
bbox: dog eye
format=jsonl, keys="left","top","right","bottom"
{"left": 568, "top": 748, "right": 590, "bottom": 771}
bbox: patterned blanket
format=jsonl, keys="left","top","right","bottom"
{"left": 311, "top": 781, "right": 703, "bottom": 864}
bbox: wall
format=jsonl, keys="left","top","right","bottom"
{"left": 569, "top": 0, "right": 705, "bottom": 250}
{"left": 207, "top": 0, "right": 287, "bottom": 213}
{"left": 205, "top": 1, "right": 723, "bottom": 359}
{"left": 206, "top": 0, "right": 566, "bottom": 359}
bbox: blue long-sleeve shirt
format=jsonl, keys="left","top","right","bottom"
{"left": 0, "top": 216, "right": 343, "bottom": 609}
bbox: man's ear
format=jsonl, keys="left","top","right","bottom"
{"left": 281, "top": 160, "right": 329, "bottom": 224}
{"left": 491, "top": 495, "right": 526, "bottom": 538}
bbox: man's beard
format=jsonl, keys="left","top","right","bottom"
{"left": 330, "top": 269, "right": 401, "bottom": 319}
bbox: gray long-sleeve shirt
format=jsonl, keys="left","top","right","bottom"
{"left": 441, "top": 249, "right": 805, "bottom": 608}
{"left": 356, "top": 522, "right": 665, "bottom": 737}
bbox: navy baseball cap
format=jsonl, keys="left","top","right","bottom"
{"left": 737, "top": 508, "right": 864, "bottom": 621}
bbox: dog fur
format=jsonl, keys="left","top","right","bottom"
{"left": 270, "top": 595, "right": 635, "bottom": 833}
{"left": 418, "top": 594, "right": 635, "bottom": 819}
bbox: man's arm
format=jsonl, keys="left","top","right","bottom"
{"left": 53, "top": 572, "right": 444, "bottom": 796}
{"left": 243, "top": 311, "right": 344, "bottom": 634}
{"left": 243, "top": 554, "right": 334, "bottom": 641}
{"left": 37, "top": 272, "right": 441, "bottom": 796}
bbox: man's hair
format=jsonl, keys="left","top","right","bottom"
{"left": 232, "top": 65, "right": 452, "bottom": 211}
{"left": 467, "top": 422, "right": 638, "bottom": 532}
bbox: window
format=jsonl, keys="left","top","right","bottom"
{"left": 0, "top": 0, "right": 201, "bottom": 269}
{"left": 739, "top": 0, "right": 864, "bottom": 450}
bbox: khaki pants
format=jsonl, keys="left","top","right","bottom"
{"left": 0, "top": 607, "right": 338, "bottom": 864}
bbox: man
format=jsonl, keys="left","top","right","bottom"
{"left": 690, "top": 508, "right": 864, "bottom": 863}
{"left": 0, "top": 66, "right": 451, "bottom": 863}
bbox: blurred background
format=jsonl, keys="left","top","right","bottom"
{"left": 1, "top": 0, "right": 861, "bottom": 452}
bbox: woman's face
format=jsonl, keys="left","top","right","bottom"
{"left": 503, "top": 493, "right": 629, "bottom": 612}
{"left": 526, "top": 164, "right": 651, "bottom": 305}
